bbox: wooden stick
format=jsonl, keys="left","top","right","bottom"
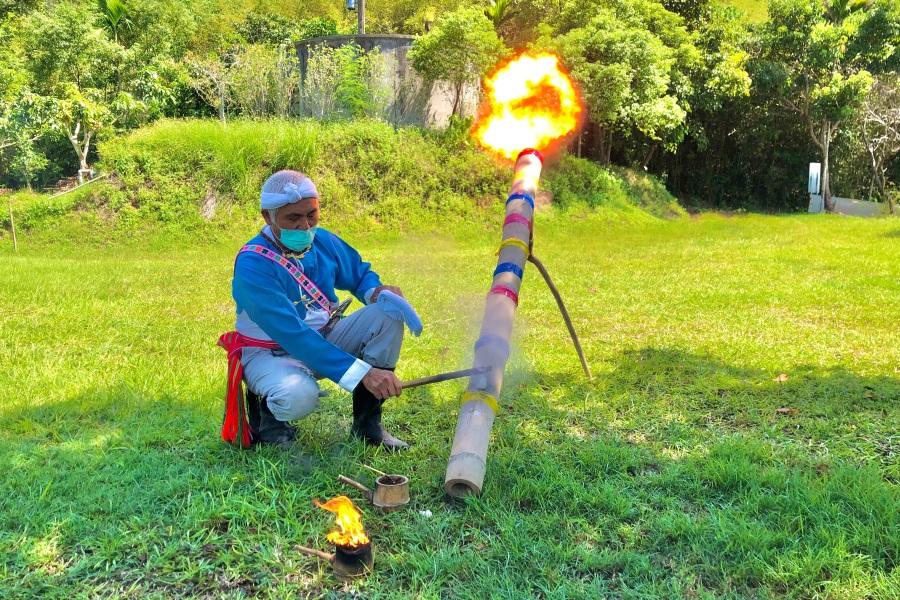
{"left": 295, "top": 545, "right": 334, "bottom": 561}
{"left": 528, "top": 253, "right": 592, "bottom": 380}
{"left": 337, "top": 475, "right": 373, "bottom": 500}
{"left": 46, "top": 173, "right": 108, "bottom": 199}
{"left": 7, "top": 196, "right": 17, "bottom": 253}
{"left": 400, "top": 367, "right": 490, "bottom": 389}
{"left": 359, "top": 464, "right": 386, "bottom": 476}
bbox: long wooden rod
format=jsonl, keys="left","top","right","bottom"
{"left": 527, "top": 254, "right": 592, "bottom": 380}
{"left": 400, "top": 367, "right": 490, "bottom": 389}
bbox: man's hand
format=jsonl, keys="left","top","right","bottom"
{"left": 370, "top": 285, "right": 404, "bottom": 303}
{"left": 361, "top": 368, "right": 402, "bottom": 400}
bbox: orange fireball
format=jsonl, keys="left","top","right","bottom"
{"left": 472, "top": 52, "right": 583, "bottom": 160}
{"left": 314, "top": 495, "right": 370, "bottom": 548}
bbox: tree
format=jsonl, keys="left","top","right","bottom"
{"left": 0, "top": 0, "right": 39, "bottom": 14}
{"left": 236, "top": 12, "right": 296, "bottom": 45}
{"left": 96, "top": 0, "right": 132, "bottom": 44}
{"left": 860, "top": 75, "right": 900, "bottom": 212}
{"left": 8, "top": 137, "right": 48, "bottom": 190}
{"left": 484, "top": 0, "right": 516, "bottom": 30}
{"left": 661, "top": 0, "right": 711, "bottom": 25}
{"left": 758, "top": 0, "right": 899, "bottom": 211}
{"left": 20, "top": 3, "right": 148, "bottom": 175}
{"left": 409, "top": 7, "right": 507, "bottom": 117}
{"left": 186, "top": 53, "right": 232, "bottom": 123}
{"left": 550, "top": 0, "right": 701, "bottom": 164}
{"left": 229, "top": 44, "right": 300, "bottom": 117}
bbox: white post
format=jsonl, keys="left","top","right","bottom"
{"left": 808, "top": 162, "right": 822, "bottom": 213}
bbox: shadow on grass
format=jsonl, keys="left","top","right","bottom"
{"left": 447, "top": 347, "right": 899, "bottom": 597}
{"left": 1, "top": 352, "right": 897, "bottom": 598}
{"left": 0, "top": 384, "right": 397, "bottom": 597}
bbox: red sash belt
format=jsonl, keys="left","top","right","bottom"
{"left": 217, "top": 331, "right": 281, "bottom": 448}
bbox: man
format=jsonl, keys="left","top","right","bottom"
{"left": 223, "top": 169, "right": 422, "bottom": 450}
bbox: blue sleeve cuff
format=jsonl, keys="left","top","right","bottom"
{"left": 363, "top": 287, "right": 377, "bottom": 305}
{"left": 339, "top": 358, "right": 372, "bottom": 392}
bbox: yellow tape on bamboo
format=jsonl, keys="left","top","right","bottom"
{"left": 496, "top": 238, "right": 530, "bottom": 258}
{"left": 461, "top": 391, "right": 499, "bottom": 413}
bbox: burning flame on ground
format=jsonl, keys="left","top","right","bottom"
{"left": 314, "top": 495, "right": 370, "bottom": 548}
{"left": 472, "top": 52, "right": 583, "bottom": 160}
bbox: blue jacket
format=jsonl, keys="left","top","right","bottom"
{"left": 232, "top": 227, "right": 381, "bottom": 389}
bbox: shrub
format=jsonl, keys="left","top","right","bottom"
{"left": 1, "top": 118, "right": 682, "bottom": 240}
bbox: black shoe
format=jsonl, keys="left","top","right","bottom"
{"left": 246, "top": 388, "right": 297, "bottom": 446}
{"left": 350, "top": 383, "right": 409, "bottom": 451}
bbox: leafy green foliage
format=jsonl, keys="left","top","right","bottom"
{"left": 758, "top": 0, "right": 898, "bottom": 209}
{"left": 548, "top": 0, "right": 705, "bottom": 162}
{"left": 723, "top": 0, "right": 768, "bottom": 22}
{"left": 546, "top": 154, "right": 686, "bottom": 217}
{"left": 484, "top": 0, "right": 516, "bottom": 29}
{"left": 235, "top": 11, "right": 295, "bottom": 45}
{"left": 236, "top": 13, "right": 338, "bottom": 45}
{"left": 1, "top": 119, "right": 678, "bottom": 235}
{"left": 300, "top": 44, "right": 391, "bottom": 120}
{"left": 96, "top": 0, "right": 132, "bottom": 43}
{"left": 409, "top": 7, "right": 507, "bottom": 115}
{"left": 295, "top": 16, "right": 340, "bottom": 41}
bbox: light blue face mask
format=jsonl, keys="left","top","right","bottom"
{"left": 279, "top": 226, "right": 316, "bottom": 251}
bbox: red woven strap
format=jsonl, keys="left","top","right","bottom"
{"left": 241, "top": 244, "right": 334, "bottom": 312}
{"left": 489, "top": 285, "right": 519, "bottom": 306}
{"left": 217, "top": 331, "right": 281, "bottom": 448}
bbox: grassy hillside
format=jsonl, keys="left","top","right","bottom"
{"left": 0, "top": 119, "right": 683, "bottom": 245}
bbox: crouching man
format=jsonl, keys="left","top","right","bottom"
{"left": 218, "top": 169, "right": 422, "bottom": 450}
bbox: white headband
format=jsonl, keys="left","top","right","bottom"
{"left": 260, "top": 179, "right": 319, "bottom": 210}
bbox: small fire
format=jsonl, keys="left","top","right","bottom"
{"left": 314, "top": 495, "right": 370, "bottom": 548}
{"left": 472, "top": 52, "right": 583, "bottom": 160}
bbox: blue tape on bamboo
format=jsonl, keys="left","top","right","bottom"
{"left": 493, "top": 262, "right": 524, "bottom": 279}
{"left": 506, "top": 193, "right": 535, "bottom": 210}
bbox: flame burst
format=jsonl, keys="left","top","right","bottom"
{"left": 472, "top": 52, "right": 583, "bottom": 160}
{"left": 314, "top": 496, "right": 370, "bottom": 548}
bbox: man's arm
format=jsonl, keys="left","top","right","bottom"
{"left": 233, "top": 255, "right": 371, "bottom": 390}
{"left": 327, "top": 232, "right": 384, "bottom": 304}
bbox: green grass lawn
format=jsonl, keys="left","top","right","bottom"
{"left": 1, "top": 212, "right": 898, "bottom": 598}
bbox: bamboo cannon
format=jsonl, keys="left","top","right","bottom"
{"left": 444, "top": 149, "right": 543, "bottom": 497}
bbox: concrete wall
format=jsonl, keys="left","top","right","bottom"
{"left": 295, "top": 35, "right": 479, "bottom": 128}
{"left": 808, "top": 194, "right": 890, "bottom": 216}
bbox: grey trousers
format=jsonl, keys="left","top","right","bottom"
{"left": 241, "top": 304, "right": 404, "bottom": 422}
